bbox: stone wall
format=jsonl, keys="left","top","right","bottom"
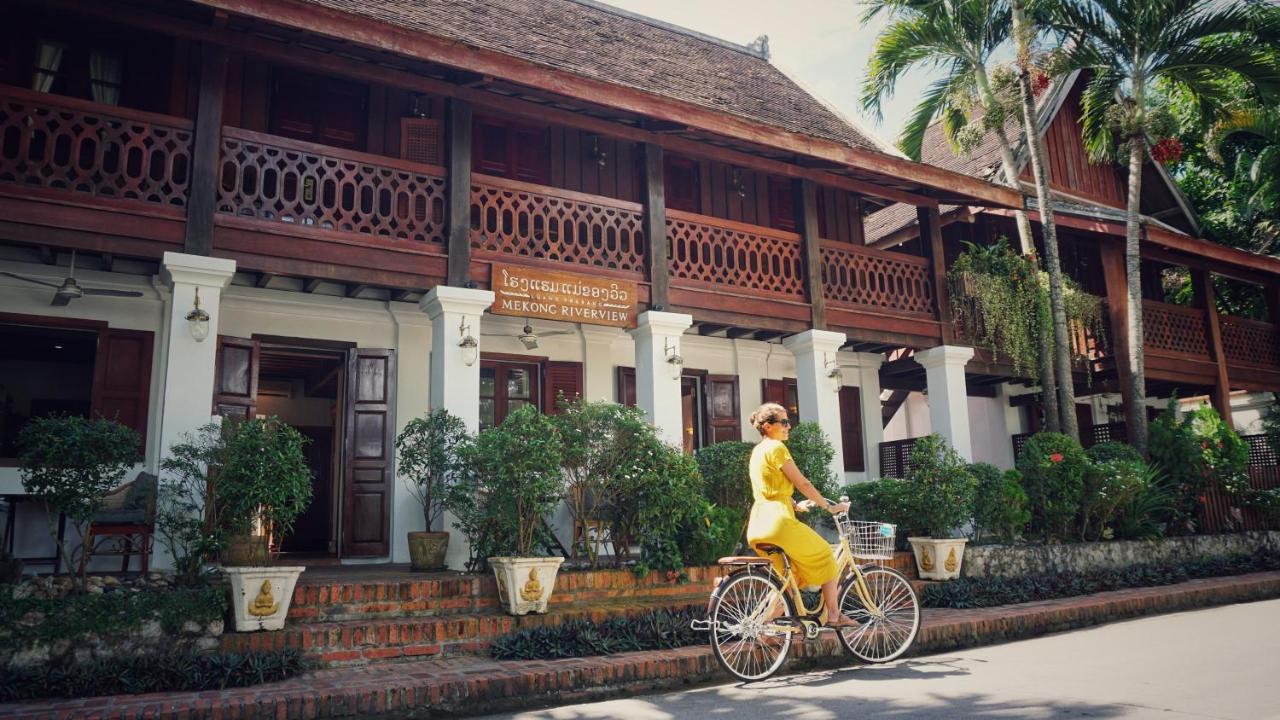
{"left": 962, "top": 531, "right": 1280, "bottom": 578}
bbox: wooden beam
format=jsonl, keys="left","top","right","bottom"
{"left": 255, "top": 272, "right": 275, "bottom": 289}
{"left": 642, "top": 142, "right": 670, "bottom": 309}
{"left": 445, "top": 98, "right": 473, "bottom": 287}
{"left": 100, "top": 252, "right": 114, "bottom": 272}
{"left": 725, "top": 328, "right": 756, "bottom": 339}
{"left": 697, "top": 323, "right": 728, "bottom": 336}
{"left": 918, "top": 206, "right": 953, "bottom": 344}
{"left": 754, "top": 330, "right": 787, "bottom": 342}
{"left": 38, "top": 246, "right": 55, "bottom": 265}
{"left": 392, "top": 289, "right": 416, "bottom": 302}
{"left": 1100, "top": 241, "right": 1135, "bottom": 422}
{"left": 796, "top": 179, "right": 825, "bottom": 330}
{"left": 303, "top": 278, "right": 323, "bottom": 293}
{"left": 1192, "top": 268, "right": 1233, "bottom": 426}
{"left": 183, "top": 42, "right": 228, "bottom": 256}
{"left": 347, "top": 283, "right": 370, "bottom": 298}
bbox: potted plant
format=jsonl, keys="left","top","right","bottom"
{"left": 214, "top": 416, "right": 313, "bottom": 631}
{"left": 456, "top": 405, "right": 565, "bottom": 615}
{"left": 158, "top": 422, "right": 232, "bottom": 585}
{"left": 17, "top": 416, "right": 141, "bottom": 592}
{"left": 903, "top": 434, "right": 976, "bottom": 580}
{"left": 396, "top": 409, "right": 469, "bottom": 571}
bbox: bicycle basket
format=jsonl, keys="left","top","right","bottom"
{"left": 843, "top": 520, "right": 896, "bottom": 560}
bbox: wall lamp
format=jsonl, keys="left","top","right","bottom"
{"left": 458, "top": 318, "right": 479, "bottom": 367}
{"left": 825, "top": 353, "right": 843, "bottom": 391}
{"left": 185, "top": 287, "right": 210, "bottom": 342}
{"left": 589, "top": 135, "right": 608, "bottom": 168}
{"left": 664, "top": 337, "right": 684, "bottom": 380}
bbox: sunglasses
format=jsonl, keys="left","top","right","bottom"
{"left": 768, "top": 418, "right": 792, "bottom": 427}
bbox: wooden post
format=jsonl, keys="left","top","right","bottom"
{"left": 1100, "top": 241, "right": 1136, "bottom": 431}
{"left": 641, "top": 142, "right": 670, "bottom": 309}
{"left": 795, "top": 179, "right": 826, "bottom": 330}
{"left": 183, "top": 43, "right": 228, "bottom": 256}
{"left": 1192, "top": 268, "right": 1233, "bottom": 426}
{"left": 445, "top": 98, "right": 473, "bottom": 287}
{"left": 918, "top": 206, "right": 953, "bottom": 344}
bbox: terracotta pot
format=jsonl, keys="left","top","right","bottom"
{"left": 489, "top": 556, "right": 564, "bottom": 615}
{"left": 222, "top": 534, "right": 270, "bottom": 567}
{"left": 224, "top": 566, "right": 305, "bottom": 631}
{"left": 907, "top": 537, "right": 968, "bottom": 581}
{"left": 407, "top": 531, "right": 450, "bottom": 571}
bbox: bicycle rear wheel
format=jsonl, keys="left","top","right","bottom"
{"left": 836, "top": 566, "right": 919, "bottom": 663}
{"left": 708, "top": 568, "right": 796, "bottom": 681}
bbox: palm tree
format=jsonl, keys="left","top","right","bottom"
{"left": 862, "top": 0, "right": 1062, "bottom": 433}
{"left": 1208, "top": 105, "right": 1280, "bottom": 239}
{"left": 1051, "top": 0, "right": 1280, "bottom": 452}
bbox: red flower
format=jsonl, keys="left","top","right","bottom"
{"left": 1050, "top": 453, "right": 1064, "bottom": 463}
{"left": 1150, "top": 137, "right": 1184, "bottom": 165}
{"left": 1030, "top": 69, "right": 1052, "bottom": 96}
{"left": 1198, "top": 495, "right": 1207, "bottom": 504}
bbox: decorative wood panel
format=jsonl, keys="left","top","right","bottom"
{"left": 1142, "top": 301, "right": 1210, "bottom": 358}
{"left": 212, "top": 335, "right": 259, "bottom": 419}
{"left": 1221, "top": 315, "right": 1280, "bottom": 369}
{"left": 1201, "top": 433, "right": 1280, "bottom": 533}
{"left": 705, "top": 375, "right": 741, "bottom": 445}
{"left": 400, "top": 117, "right": 441, "bottom": 166}
{"left": 666, "top": 209, "right": 805, "bottom": 298}
{"left": 342, "top": 348, "right": 395, "bottom": 558}
{"left": 470, "top": 173, "right": 646, "bottom": 273}
{"left": 218, "top": 127, "right": 446, "bottom": 244}
{"left": 0, "top": 86, "right": 192, "bottom": 210}
{"left": 91, "top": 329, "right": 154, "bottom": 454}
{"left": 820, "top": 240, "right": 934, "bottom": 316}
{"left": 879, "top": 437, "right": 921, "bottom": 479}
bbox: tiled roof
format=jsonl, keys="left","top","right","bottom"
{"left": 290, "top": 0, "right": 884, "bottom": 151}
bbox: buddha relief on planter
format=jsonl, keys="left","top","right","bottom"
{"left": 520, "top": 568, "right": 543, "bottom": 601}
{"left": 247, "top": 579, "right": 279, "bottom": 617}
{"left": 919, "top": 547, "right": 935, "bottom": 572}
{"left": 945, "top": 547, "right": 959, "bottom": 573}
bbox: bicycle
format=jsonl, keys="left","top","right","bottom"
{"left": 691, "top": 497, "right": 920, "bottom": 681}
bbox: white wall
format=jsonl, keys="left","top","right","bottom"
{"left": 968, "top": 395, "right": 1013, "bottom": 469}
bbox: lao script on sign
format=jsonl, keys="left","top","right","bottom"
{"left": 491, "top": 263, "right": 638, "bottom": 329}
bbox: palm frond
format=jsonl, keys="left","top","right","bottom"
{"left": 898, "top": 72, "right": 966, "bottom": 160}
{"left": 862, "top": 13, "right": 970, "bottom": 117}
{"left": 1157, "top": 43, "right": 1280, "bottom": 104}
{"left": 1079, "top": 67, "right": 1125, "bottom": 164}
{"left": 1206, "top": 107, "right": 1280, "bottom": 162}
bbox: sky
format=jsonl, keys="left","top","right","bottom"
{"left": 599, "top": 0, "right": 935, "bottom": 151}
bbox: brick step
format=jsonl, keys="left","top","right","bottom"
{"left": 230, "top": 596, "right": 705, "bottom": 667}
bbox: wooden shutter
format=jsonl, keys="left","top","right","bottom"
{"left": 839, "top": 386, "right": 865, "bottom": 472}
{"left": 212, "top": 336, "right": 259, "bottom": 419}
{"left": 617, "top": 366, "right": 637, "bottom": 407}
{"left": 270, "top": 69, "right": 366, "bottom": 150}
{"left": 761, "top": 379, "right": 787, "bottom": 406}
{"left": 473, "top": 117, "right": 510, "bottom": 177}
{"left": 664, "top": 155, "right": 700, "bottom": 213}
{"left": 705, "top": 375, "right": 741, "bottom": 444}
{"left": 511, "top": 125, "right": 549, "bottom": 184}
{"left": 544, "top": 361, "right": 584, "bottom": 414}
{"left": 768, "top": 177, "right": 796, "bottom": 232}
{"left": 400, "top": 117, "right": 442, "bottom": 166}
{"left": 342, "top": 348, "right": 396, "bottom": 557}
{"left": 91, "top": 328, "right": 154, "bottom": 451}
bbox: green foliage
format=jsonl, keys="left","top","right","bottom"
{"left": 395, "top": 409, "right": 470, "bottom": 529}
{"left": 904, "top": 434, "right": 976, "bottom": 538}
{"left": 1080, "top": 459, "right": 1150, "bottom": 541}
{"left": 968, "top": 463, "right": 1029, "bottom": 545}
{"left": 1148, "top": 397, "right": 1205, "bottom": 532}
{"left": 1264, "top": 396, "right": 1280, "bottom": 457}
{"left": 0, "top": 584, "right": 226, "bottom": 650}
{"left": 678, "top": 500, "right": 744, "bottom": 566}
{"left": 18, "top": 416, "right": 142, "bottom": 588}
{"left": 216, "top": 417, "right": 313, "bottom": 544}
{"left": 451, "top": 405, "right": 564, "bottom": 566}
{"left": 1112, "top": 464, "right": 1176, "bottom": 541}
{"left": 612, "top": 438, "right": 705, "bottom": 574}
{"left": 842, "top": 477, "right": 914, "bottom": 529}
{"left": 695, "top": 441, "right": 754, "bottom": 518}
{"left": 1086, "top": 441, "right": 1144, "bottom": 465}
{"left": 490, "top": 606, "right": 702, "bottom": 660}
{"left": 158, "top": 423, "right": 229, "bottom": 584}
{"left": 1016, "top": 432, "right": 1088, "bottom": 541}
{"left": 1187, "top": 404, "right": 1250, "bottom": 498}
{"left": 786, "top": 421, "right": 839, "bottom": 528}
{"left": 921, "top": 550, "right": 1280, "bottom": 609}
{"left": 0, "top": 648, "right": 309, "bottom": 702}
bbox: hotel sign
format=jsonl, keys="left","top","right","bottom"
{"left": 491, "top": 263, "right": 638, "bottom": 329}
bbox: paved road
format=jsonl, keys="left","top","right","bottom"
{"left": 479, "top": 599, "right": 1280, "bottom": 719}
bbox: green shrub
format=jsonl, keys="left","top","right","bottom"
{"left": 396, "top": 409, "right": 470, "bottom": 531}
{"left": 1086, "top": 441, "right": 1144, "bottom": 465}
{"left": 1187, "top": 404, "right": 1250, "bottom": 498}
{"left": 695, "top": 441, "right": 754, "bottom": 518}
{"left": 0, "top": 585, "right": 226, "bottom": 650}
{"left": 216, "top": 417, "right": 313, "bottom": 544}
{"left": 787, "top": 422, "right": 839, "bottom": 528}
{"left": 1111, "top": 463, "right": 1175, "bottom": 540}
{"left": 490, "top": 606, "right": 702, "bottom": 660}
{"left": 617, "top": 439, "right": 705, "bottom": 574}
{"left": 904, "top": 434, "right": 975, "bottom": 538}
{"left": 1148, "top": 397, "right": 1205, "bottom": 532}
{"left": 159, "top": 423, "right": 229, "bottom": 584}
{"left": 1080, "top": 459, "right": 1150, "bottom": 540}
{"left": 678, "top": 500, "right": 744, "bottom": 566}
{"left": 1016, "top": 432, "right": 1088, "bottom": 540}
{"left": 842, "top": 477, "right": 913, "bottom": 529}
{"left": 969, "top": 463, "right": 1029, "bottom": 544}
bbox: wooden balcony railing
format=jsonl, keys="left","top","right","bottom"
{"left": 1142, "top": 300, "right": 1210, "bottom": 359}
{"left": 820, "top": 240, "right": 934, "bottom": 316}
{"left": 666, "top": 210, "right": 805, "bottom": 299}
{"left": 470, "top": 174, "right": 646, "bottom": 274}
{"left": 0, "top": 86, "right": 192, "bottom": 212}
{"left": 1221, "top": 315, "right": 1280, "bottom": 369}
{"left": 217, "top": 127, "right": 447, "bottom": 244}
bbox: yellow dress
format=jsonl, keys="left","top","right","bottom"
{"left": 745, "top": 438, "right": 837, "bottom": 588}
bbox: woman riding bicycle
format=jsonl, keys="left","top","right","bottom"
{"left": 747, "top": 402, "right": 858, "bottom": 629}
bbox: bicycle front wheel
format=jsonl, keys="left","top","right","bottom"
{"left": 836, "top": 566, "right": 920, "bottom": 663}
{"left": 708, "top": 568, "right": 796, "bottom": 681}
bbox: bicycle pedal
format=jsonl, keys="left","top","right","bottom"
{"left": 799, "top": 619, "right": 821, "bottom": 640}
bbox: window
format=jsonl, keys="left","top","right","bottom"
{"left": 664, "top": 155, "right": 701, "bottom": 213}
{"left": 479, "top": 360, "right": 541, "bottom": 432}
{"left": 767, "top": 177, "right": 796, "bottom": 232}
{"left": 31, "top": 40, "right": 122, "bottom": 105}
{"left": 270, "top": 68, "right": 368, "bottom": 150}
{"left": 472, "top": 116, "right": 550, "bottom": 184}
{"left": 762, "top": 378, "right": 801, "bottom": 425}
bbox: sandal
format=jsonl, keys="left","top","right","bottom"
{"left": 823, "top": 615, "right": 860, "bottom": 630}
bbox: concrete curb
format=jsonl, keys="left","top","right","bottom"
{"left": 5, "top": 571, "right": 1280, "bottom": 719}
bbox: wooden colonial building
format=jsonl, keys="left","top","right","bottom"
{"left": 0, "top": 0, "right": 1272, "bottom": 567}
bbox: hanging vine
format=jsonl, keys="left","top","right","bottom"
{"left": 949, "top": 238, "right": 1106, "bottom": 376}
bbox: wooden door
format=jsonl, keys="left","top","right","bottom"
{"left": 705, "top": 375, "right": 741, "bottom": 444}
{"left": 341, "top": 348, "right": 395, "bottom": 557}
{"left": 838, "top": 386, "right": 865, "bottom": 472}
{"left": 91, "top": 328, "right": 154, "bottom": 451}
{"left": 617, "top": 366, "right": 637, "bottom": 406}
{"left": 212, "top": 336, "right": 259, "bottom": 419}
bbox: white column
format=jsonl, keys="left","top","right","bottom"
{"left": 155, "top": 252, "right": 235, "bottom": 571}
{"left": 420, "top": 285, "right": 494, "bottom": 570}
{"left": 580, "top": 325, "right": 624, "bottom": 402}
{"left": 629, "top": 310, "right": 693, "bottom": 446}
{"left": 915, "top": 345, "right": 976, "bottom": 461}
{"left": 851, "top": 351, "right": 884, "bottom": 480}
{"left": 734, "top": 339, "right": 771, "bottom": 442}
{"left": 389, "top": 304, "right": 432, "bottom": 563}
{"left": 783, "top": 329, "right": 847, "bottom": 480}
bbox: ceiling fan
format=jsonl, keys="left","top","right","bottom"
{"left": 1, "top": 250, "right": 144, "bottom": 306}
{"left": 483, "top": 320, "right": 575, "bottom": 350}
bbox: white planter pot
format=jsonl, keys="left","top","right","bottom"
{"left": 489, "top": 556, "right": 564, "bottom": 615}
{"left": 224, "top": 566, "right": 305, "bottom": 631}
{"left": 907, "top": 537, "right": 968, "bottom": 581}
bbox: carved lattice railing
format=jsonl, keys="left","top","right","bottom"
{"left": 1221, "top": 315, "right": 1280, "bottom": 369}
{"left": 1142, "top": 300, "right": 1209, "bottom": 358}
{"left": 820, "top": 240, "right": 934, "bottom": 316}
{"left": 218, "top": 128, "right": 446, "bottom": 244}
{"left": 0, "top": 86, "right": 192, "bottom": 211}
{"left": 667, "top": 210, "right": 805, "bottom": 298}
{"left": 470, "top": 174, "right": 646, "bottom": 273}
